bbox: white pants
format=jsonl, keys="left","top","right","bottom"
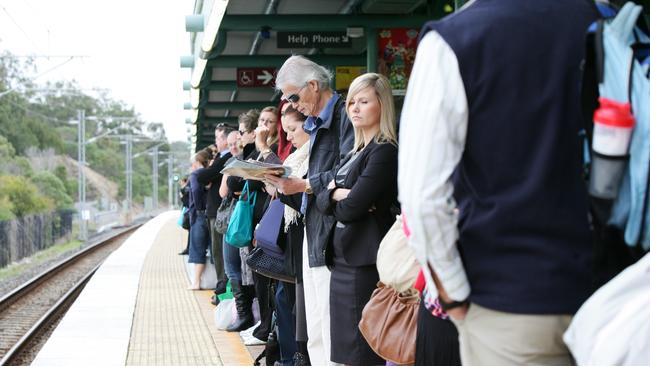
{"left": 302, "top": 232, "right": 342, "bottom": 366}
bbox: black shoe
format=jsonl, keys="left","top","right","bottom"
{"left": 178, "top": 249, "right": 189, "bottom": 255}
{"left": 214, "top": 279, "right": 228, "bottom": 295}
{"left": 226, "top": 281, "right": 255, "bottom": 332}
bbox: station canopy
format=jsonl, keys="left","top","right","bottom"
{"left": 188, "top": 0, "right": 455, "bottom": 149}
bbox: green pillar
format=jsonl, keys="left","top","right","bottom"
{"left": 366, "top": 28, "right": 377, "bottom": 73}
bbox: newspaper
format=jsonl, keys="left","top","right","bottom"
{"left": 220, "top": 158, "right": 292, "bottom": 181}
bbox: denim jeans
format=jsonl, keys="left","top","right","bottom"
{"left": 189, "top": 213, "right": 209, "bottom": 264}
{"left": 208, "top": 217, "right": 226, "bottom": 281}
{"left": 276, "top": 281, "right": 297, "bottom": 365}
{"left": 223, "top": 238, "right": 242, "bottom": 282}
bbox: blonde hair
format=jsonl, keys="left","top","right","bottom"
{"left": 261, "top": 106, "right": 279, "bottom": 146}
{"left": 346, "top": 73, "right": 397, "bottom": 151}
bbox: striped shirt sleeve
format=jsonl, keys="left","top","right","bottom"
{"left": 398, "top": 31, "right": 471, "bottom": 302}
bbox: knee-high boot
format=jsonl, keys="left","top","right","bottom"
{"left": 226, "top": 280, "right": 255, "bottom": 332}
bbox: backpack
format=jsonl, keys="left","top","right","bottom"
{"left": 581, "top": 1, "right": 650, "bottom": 286}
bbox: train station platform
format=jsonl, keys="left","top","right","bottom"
{"left": 31, "top": 211, "right": 261, "bottom": 366}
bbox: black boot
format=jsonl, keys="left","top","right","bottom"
{"left": 226, "top": 280, "right": 254, "bottom": 332}
{"left": 214, "top": 278, "right": 228, "bottom": 295}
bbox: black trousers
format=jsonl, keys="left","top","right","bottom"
{"left": 415, "top": 299, "right": 462, "bottom": 366}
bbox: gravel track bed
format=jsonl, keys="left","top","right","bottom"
{"left": 0, "top": 232, "right": 130, "bottom": 361}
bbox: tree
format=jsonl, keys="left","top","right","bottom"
{"left": 0, "top": 134, "right": 15, "bottom": 159}
{"left": 0, "top": 196, "right": 15, "bottom": 221}
{"left": 0, "top": 175, "right": 52, "bottom": 217}
{"left": 32, "top": 171, "right": 73, "bottom": 209}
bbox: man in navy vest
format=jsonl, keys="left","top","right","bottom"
{"left": 398, "top": 0, "right": 598, "bottom": 364}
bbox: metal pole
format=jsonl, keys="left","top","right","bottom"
{"left": 77, "top": 109, "right": 87, "bottom": 241}
{"left": 152, "top": 146, "right": 158, "bottom": 212}
{"left": 167, "top": 155, "right": 173, "bottom": 209}
{"left": 366, "top": 28, "right": 378, "bottom": 73}
{"left": 126, "top": 134, "right": 133, "bottom": 214}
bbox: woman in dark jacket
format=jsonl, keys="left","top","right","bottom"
{"left": 272, "top": 105, "right": 311, "bottom": 364}
{"left": 316, "top": 73, "right": 398, "bottom": 365}
{"left": 224, "top": 108, "right": 281, "bottom": 339}
{"left": 188, "top": 150, "right": 212, "bottom": 290}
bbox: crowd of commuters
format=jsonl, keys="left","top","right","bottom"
{"left": 177, "top": 1, "right": 649, "bottom": 365}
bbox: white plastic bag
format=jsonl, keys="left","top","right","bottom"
{"left": 564, "top": 253, "right": 650, "bottom": 365}
{"left": 376, "top": 215, "right": 420, "bottom": 293}
{"left": 184, "top": 252, "right": 219, "bottom": 290}
{"left": 214, "top": 298, "right": 235, "bottom": 330}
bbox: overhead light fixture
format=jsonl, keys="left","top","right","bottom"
{"left": 180, "top": 56, "right": 195, "bottom": 68}
{"left": 185, "top": 15, "right": 205, "bottom": 32}
{"left": 201, "top": 0, "right": 230, "bottom": 55}
{"left": 191, "top": 58, "right": 208, "bottom": 88}
{"left": 190, "top": 87, "right": 200, "bottom": 109}
{"left": 347, "top": 27, "right": 364, "bottom": 38}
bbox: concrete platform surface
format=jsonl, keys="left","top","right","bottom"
{"left": 31, "top": 211, "right": 258, "bottom": 366}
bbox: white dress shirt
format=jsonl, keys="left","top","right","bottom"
{"left": 398, "top": 30, "right": 471, "bottom": 302}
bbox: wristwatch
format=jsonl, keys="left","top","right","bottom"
{"left": 305, "top": 179, "right": 313, "bottom": 194}
{"left": 438, "top": 296, "right": 468, "bottom": 312}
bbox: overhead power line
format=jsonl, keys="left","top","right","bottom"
{"left": 0, "top": 4, "right": 43, "bottom": 53}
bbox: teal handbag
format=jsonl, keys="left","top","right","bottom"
{"left": 225, "top": 181, "right": 257, "bottom": 248}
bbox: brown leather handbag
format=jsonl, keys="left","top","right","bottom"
{"left": 358, "top": 282, "right": 420, "bottom": 366}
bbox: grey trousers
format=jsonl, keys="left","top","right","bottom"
{"left": 452, "top": 303, "right": 574, "bottom": 366}
{"left": 207, "top": 217, "right": 225, "bottom": 283}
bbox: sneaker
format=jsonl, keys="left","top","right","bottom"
{"left": 240, "top": 321, "right": 260, "bottom": 337}
{"left": 242, "top": 333, "right": 266, "bottom": 346}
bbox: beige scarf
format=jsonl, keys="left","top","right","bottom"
{"left": 282, "top": 142, "right": 310, "bottom": 232}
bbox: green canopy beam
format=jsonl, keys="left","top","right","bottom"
{"left": 207, "top": 54, "right": 366, "bottom": 68}
{"left": 220, "top": 14, "right": 429, "bottom": 31}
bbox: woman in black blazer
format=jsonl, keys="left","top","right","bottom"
{"left": 316, "top": 73, "right": 398, "bottom": 365}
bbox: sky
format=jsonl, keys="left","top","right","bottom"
{"left": 0, "top": 0, "right": 193, "bottom": 142}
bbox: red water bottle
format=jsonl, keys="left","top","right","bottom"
{"left": 589, "top": 97, "right": 635, "bottom": 199}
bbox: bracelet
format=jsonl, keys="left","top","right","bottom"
{"left": 438, "top": 296, "right": 468, "bottom": 312}
{"left": 261, "top": 148, "right": 271, "bottom": 155}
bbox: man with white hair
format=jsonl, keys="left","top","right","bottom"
{"left": 265, "top": 55, "right": 353, "bottom": 365}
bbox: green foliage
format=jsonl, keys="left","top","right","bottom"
{"left": 32, "top": 171, "right": 74, "bottom": 209}
{"left": 0, "top": 196, "right": 15, "bottom": 221}
{"left": 0, "top": 175, "right": 53, "bottom": 217}
{"left": 12, "top": 156, "right": 33, "bottom": 176}
{"left": 1, "top": 50, "right": 175, "bottom": 208}
{"left": 0, "top": 135, "right": 15, "bottom": 159}
{"left": 54, "top": 165, "right": 77, "bottom": 198}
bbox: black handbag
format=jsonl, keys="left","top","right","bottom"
{"left": 215, "top": 195, "right": 236, "bottom": 234}
{"left": 246, "top": 246, "right": 296, "bottom": 283}
{"left": 182, "top": 208, "right": 190, "bottom": 230}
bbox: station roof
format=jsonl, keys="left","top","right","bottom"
{"left": 187, "top": 0, "right": 452, "bottom": 149}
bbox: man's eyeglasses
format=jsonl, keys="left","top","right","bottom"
{"left": 283, "top": 84, "right": 307, "bottom": 104}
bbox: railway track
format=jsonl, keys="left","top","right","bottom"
{"left": 0, "top": 225, "right": 140, "bottom": 366}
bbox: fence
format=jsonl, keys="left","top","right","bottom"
{"left": 0, "top": 209, "right": 75, "bottom": 268}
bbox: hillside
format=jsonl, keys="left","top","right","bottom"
{"left": 29, "top": 153, "right": 119, "bottom": 202}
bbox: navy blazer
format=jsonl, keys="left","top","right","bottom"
{"left": 316, "top": 140, "right": 398, "bottom": 266}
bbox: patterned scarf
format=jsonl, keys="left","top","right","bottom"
{"left": 282, "top": 141, "right": 310, "bottom": 232}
